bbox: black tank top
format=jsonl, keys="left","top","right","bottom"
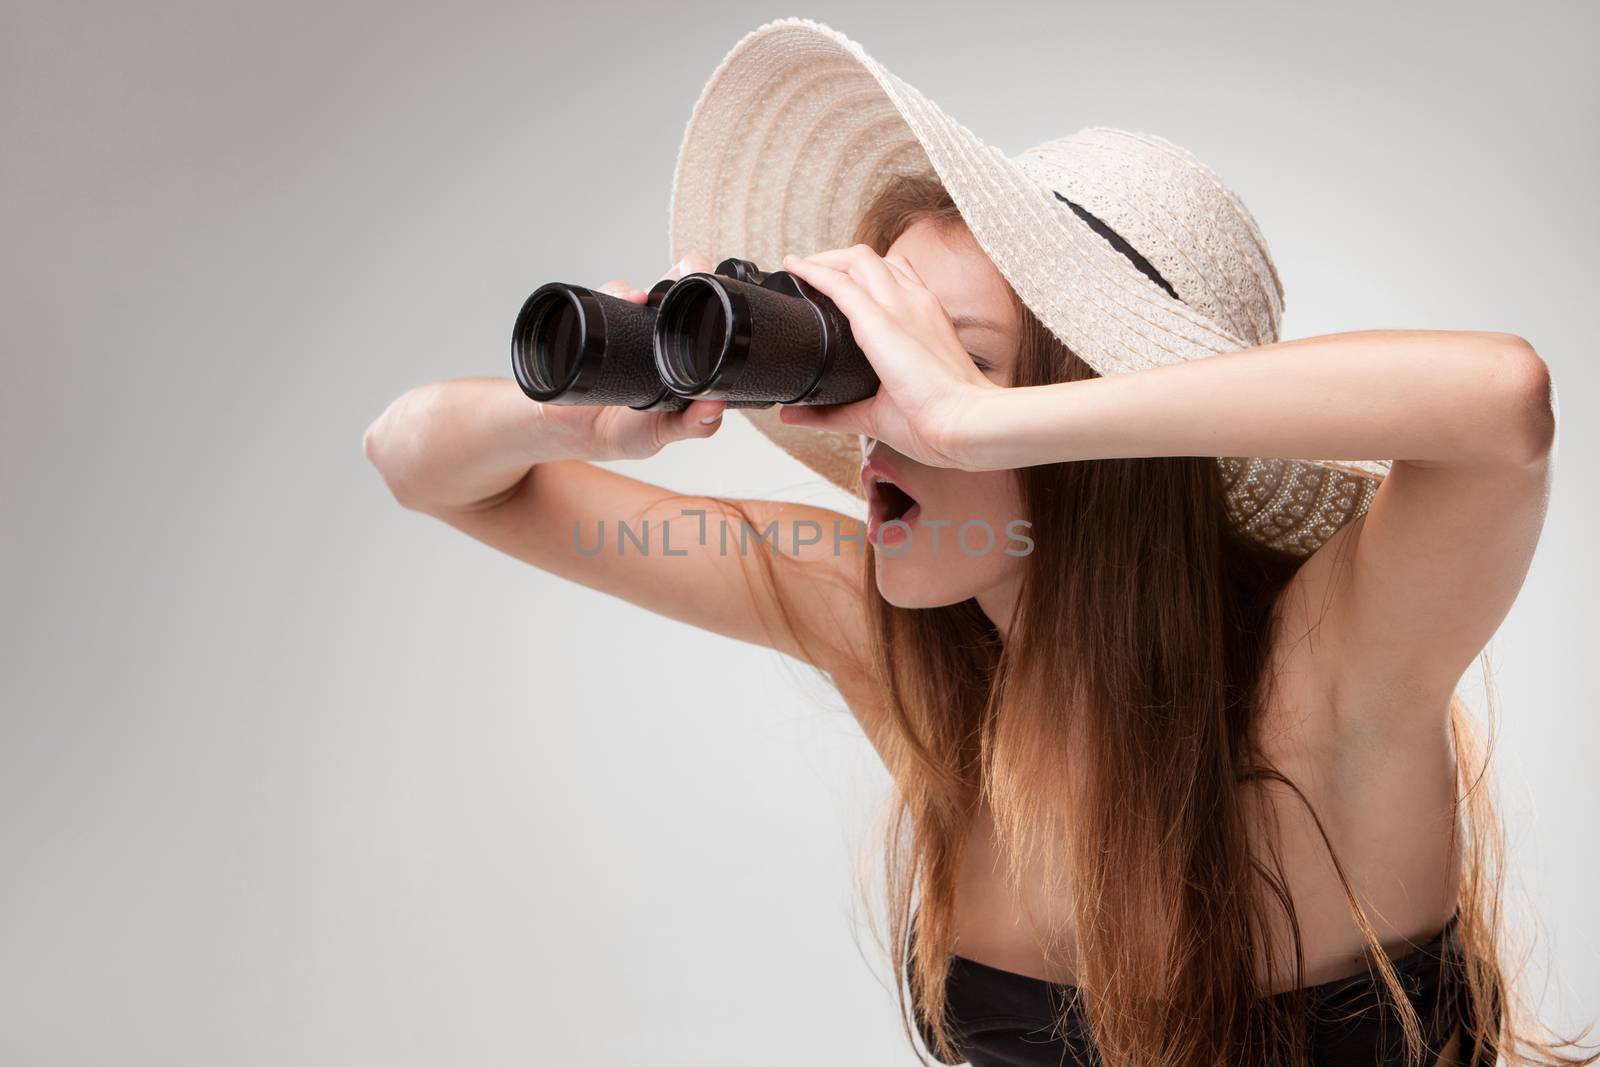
{"left": 907, "top": 909, "right": 1492, "bottom": 1066}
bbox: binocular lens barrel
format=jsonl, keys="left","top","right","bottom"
{"left": 653, "top": 271, "right": 878, "bottom": 405}
{"left": 510, "top": 282, "right": 687, "bottom": 410}
{"left": 509, "top": 258, "right": 878, "bottom": 410}
{"left": 511, "top": 287, "right": 590, "bottom": 399}
{"left": 655, "top": 277, "right": 734, "bottom": 393}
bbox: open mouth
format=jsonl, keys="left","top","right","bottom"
{"left": 866, "top": 472, "right": 922, "bottom": 542}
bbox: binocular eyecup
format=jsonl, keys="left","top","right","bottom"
{"left": 510, "top": 257, "right": 879, "bottom": 412}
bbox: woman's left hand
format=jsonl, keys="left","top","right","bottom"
{"left": 775, "top": 245, "right": 1005, "bottom": 470}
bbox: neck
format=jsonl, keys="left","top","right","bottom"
{"left": 976, "top": 574, "right": 1023, "bottom": 641}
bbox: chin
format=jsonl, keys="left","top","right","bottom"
{"left": 872, "top": 549, "right": 1017, "bottom": 610}
{"left": 874, "top": 568, "right": 970, "bottom": 610}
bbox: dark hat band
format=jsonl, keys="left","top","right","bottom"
{"left": 1053, "top": 191, "right": 1181, "bottom": 303}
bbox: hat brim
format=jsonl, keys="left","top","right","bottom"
{"left": 667, "top": 17, "right": 1389, "bottom": 554}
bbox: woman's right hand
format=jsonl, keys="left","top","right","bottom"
{"left": 538, "top": 252, "right": 727, "bottom": 461}
{"left": 366, "top": 253, "right": 727, "bottom": 513}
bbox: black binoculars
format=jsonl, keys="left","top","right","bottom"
{"left": 510, "top": 257, "right": 879, "bottom": 412}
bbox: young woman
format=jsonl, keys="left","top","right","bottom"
{"left": 364, "top": 18, "right": 1592, "bottom": 1067}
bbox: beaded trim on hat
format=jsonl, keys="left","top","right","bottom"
{"left": 1011, "top": 193, "right": 1380, "bottom": 558}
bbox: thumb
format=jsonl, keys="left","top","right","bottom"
{"left": 778, "top": 399, "right": 873, "bottom": 436}
{"left": 658, "top": 399, "right": 726, "bottom": 444}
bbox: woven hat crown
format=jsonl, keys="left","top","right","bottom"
{"left": 1015, "top": 127, "right": 1286, "bottom": 350}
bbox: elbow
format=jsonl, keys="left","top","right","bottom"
{"left": 362, "top": 420, "right": 403, "bottom": 504}
{"left": 361, "top": 416, "right": 387, "bottom": 473}
{"left": 363, "top": 389, "right": 430, "bottom": 510}
{"left": 1486, "top": 333, "right": 1555, "bottom": 466}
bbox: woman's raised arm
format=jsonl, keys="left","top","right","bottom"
{"left": 362, "top": 259, "right": 876, "bottom": 700}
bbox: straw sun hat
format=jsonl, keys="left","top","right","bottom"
{"left": 666, "top": 17, "right": 1389, "bottom": 556}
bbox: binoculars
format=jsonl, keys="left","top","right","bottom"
{"left": 510, "top": 257, "right": 879, "bottom": 412}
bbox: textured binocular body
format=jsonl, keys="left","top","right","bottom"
{"left": 510, "top": 258, "right": 879, "bottom": 412}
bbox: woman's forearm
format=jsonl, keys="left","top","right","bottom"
{"left": 364, "top": 377, "right": 558, "bottom": 512}
{"left": 364, "top": 375, "right": 726, "bottom": 512}
{"left": 969, "top": 329, "right": 1554, "bottom": 472}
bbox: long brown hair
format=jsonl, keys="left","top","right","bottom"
{"left": 841, "top": 172, "right": 1596, "bottom": 1067}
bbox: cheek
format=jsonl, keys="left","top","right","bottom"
{"left": 900, "top": 469, "right": 1023, "bottom": 549}
{"left": 946, "top": 472, "right": 1028, "bottom": 575}
{"left": 965, "top": 469, "right": 1023, "bottom": 521}
{"left": 872, "top": 469, "right": 1029, "bottom": 606}
{"left": 932, "top": 469, "right": 1023, "bottom": 534}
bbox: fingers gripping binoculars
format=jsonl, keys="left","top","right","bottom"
{"left": 510, "top": 258, "right": 880, "bottom": 412}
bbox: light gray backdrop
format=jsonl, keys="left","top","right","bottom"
{"left": 2, "top": 1, "right": 1595, "bottom": 1064}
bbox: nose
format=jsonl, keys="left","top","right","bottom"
{"left": 861, "top": 437, "right": 918, "bottom": 472}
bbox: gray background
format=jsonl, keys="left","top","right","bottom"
{"left": 2, "top": 1, "right": 1595, "bottom": 1063}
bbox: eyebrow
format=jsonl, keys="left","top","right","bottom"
{"left": 948, "top": 313, "right": 1007, "bottom": 333}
